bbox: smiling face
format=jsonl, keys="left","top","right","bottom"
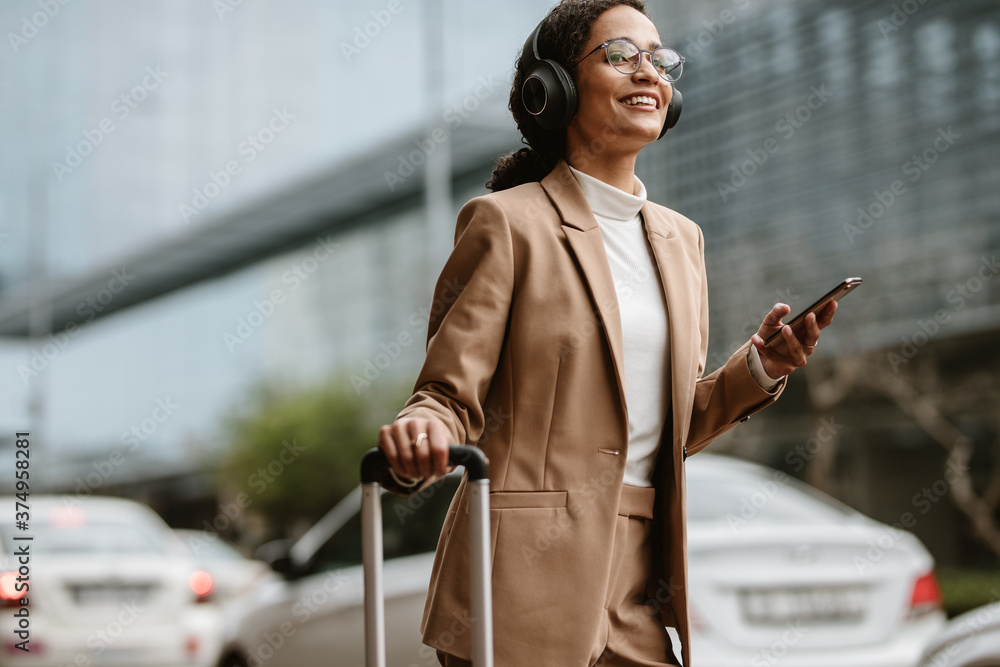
{"left": 566, "top": 5, "right": 672, "bottom": 163}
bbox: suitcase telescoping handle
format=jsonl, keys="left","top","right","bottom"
{"left": 360, "top": 445, "right": 493, "bottom": 667}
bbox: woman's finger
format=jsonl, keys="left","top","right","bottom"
{"left": 757, "top": 302, "right": 790, "bottom": 337}
{"left": 804, "top": 312, "right": 821, "bottom": 351}
{"left": 377, "top": 425, "right": 402, "bottom": 474}
{"left": 428, "top": 420, "right": 451, "bottom": 478}
{"left": 782, "top": 324, "right": 808, "bottom": 367}
{"left": 414, "top": 428, "right": 434, "bottom": 479}
{"left": 817, "top": 300, "right": 838, "bottom": 328}
{"left": 396, "top": 421, "right": 423, "bottom": 480}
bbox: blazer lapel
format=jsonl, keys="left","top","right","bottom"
{"left": 641, "top": 202, "right": 697, "bottom": 456}
{"left": 541, "top": 161, "right": 629, "bottom": 422}
{"left": 541, "top": 160, "right": 701, "bottom": 455}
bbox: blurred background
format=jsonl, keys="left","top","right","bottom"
{"left": 1, "top": 0, "right": 999, "bottom": 664}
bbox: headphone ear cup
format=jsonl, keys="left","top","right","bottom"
{"left": 658, "top": 87, "right": 682, "bottom": 140}
{"left": 523, "top": 59, "right": 577, "bottom": 129}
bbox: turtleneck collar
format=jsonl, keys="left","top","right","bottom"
{"left": 567, "top": 165, "right": 647, "bottom": 227}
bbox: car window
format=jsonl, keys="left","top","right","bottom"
{"left": 687, "top": 474, "right": 857, "bottom": 525}
{"left": 0, "top": 522, "right": 166, "bottom": 555}
{"left": 307, "top": 476, "right": 460, "bottom": 572}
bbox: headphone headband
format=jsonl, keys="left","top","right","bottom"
{"left": 522, "top": 18, "right": 543, "bottom": 65}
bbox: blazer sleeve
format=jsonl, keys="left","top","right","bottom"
{"left": 394, "top": 195, "right": 515, "bottom": 450}
{"left": 684, "top": 226, "right": 787, "bottom": 456}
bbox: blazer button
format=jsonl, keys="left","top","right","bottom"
{"left": 682, "top": 446, "right": 687, "bottom": 461}
{"left": 740, "top": 415, "right": 751, "bottom": 424}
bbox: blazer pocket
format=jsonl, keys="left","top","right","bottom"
{"left": 485, "top": 490, "right": 568, "bottom": 510}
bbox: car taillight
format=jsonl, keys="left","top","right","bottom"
{"left": 909, "top": 571, "right": 943, "bottom": 617}
{"left": 0, "top": 572, "right": 27, "bottom": 608}
{"left": 188, "top": 570, "right": 214, "bottom": 603}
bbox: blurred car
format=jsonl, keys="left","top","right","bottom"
{"left": 0, "top": 495, "right": 221, "bottom": 667}
{"left": 919, "top": 601, "right": 1000, "bottom": 667}
{"left": 215, "top": 476, "right": 459, "bottom": 667}
{"left": 215, "top": 454, "right": 945, "bottom": 667}
{"left": 175, "top": 530, "right": 277, "bottom": 605}
{"left": 686, "top": 454, "right": 945, "bottom": 666}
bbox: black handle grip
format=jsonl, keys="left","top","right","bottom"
{"left": 361, "top": 445, "right": 488, "bottom": 484}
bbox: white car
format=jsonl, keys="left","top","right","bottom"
{"left": 0, "top": 495, "right": 222, "bottom": 667}
{"left": 919, "top": 601, "right": 1000, "bottom": 667}
{"left": 175, "top": 530, "right": 277, "bottom": 606}
{"left": 686, "top": 454, "right": 945, "bottom": 666}
{"left": 216, "top": 454, "right": 945, "bottom": 667}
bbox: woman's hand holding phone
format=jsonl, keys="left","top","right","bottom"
{"left": 750, "top": 277, "right": 859, "bottom": 377}
{"left": 751, "top": 301, "right": 837, "bottom": 378}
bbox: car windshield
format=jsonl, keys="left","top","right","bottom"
{"left": 1, "top": 522, "right": 166, "bottom": 555}
{"left": 687, "top": 470, "right": 857, "bottom": 525}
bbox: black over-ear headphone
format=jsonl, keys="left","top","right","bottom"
{"left": 519, "top": 19, "right": 682, "bottom": 139}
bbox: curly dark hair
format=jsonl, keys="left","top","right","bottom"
{"left": 486, "top": 0, "right": 648, "bottom": 192}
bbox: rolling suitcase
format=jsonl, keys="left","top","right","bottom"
{"left": 360, "top": 445, "right": 494, "bottom": 667}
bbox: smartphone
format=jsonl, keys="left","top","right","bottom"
{"left": 763, "top": 277, "right": 862, "bottom": 348}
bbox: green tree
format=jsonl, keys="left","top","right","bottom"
{"left": 219, "top": 374, "right": 412, "bottom": 528}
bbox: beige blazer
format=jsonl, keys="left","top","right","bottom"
{"left": 392, "top": 159, "right": 786, "bottom": 666}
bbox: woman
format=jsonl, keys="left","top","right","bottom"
{"left": 376, "top": 1, "right": 836, "bottom": 665}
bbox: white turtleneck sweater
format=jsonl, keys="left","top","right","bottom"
{"left": 568, "top": 165, "right": 780, "bottom": 487}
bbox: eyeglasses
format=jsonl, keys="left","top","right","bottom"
{"left": 577, "top": 39, "right": 685, "bottom": 83}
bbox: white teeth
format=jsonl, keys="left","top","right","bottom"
{"left": 620, "top": 95, "right": 656, "bottom": 107}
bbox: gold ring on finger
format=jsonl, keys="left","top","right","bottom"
{"left": 414, "top": 433, "right": 428, "bottom": 448}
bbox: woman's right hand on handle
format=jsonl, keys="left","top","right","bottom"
{"left": 376, "top": 417, "right": 452, "bottom": 483}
